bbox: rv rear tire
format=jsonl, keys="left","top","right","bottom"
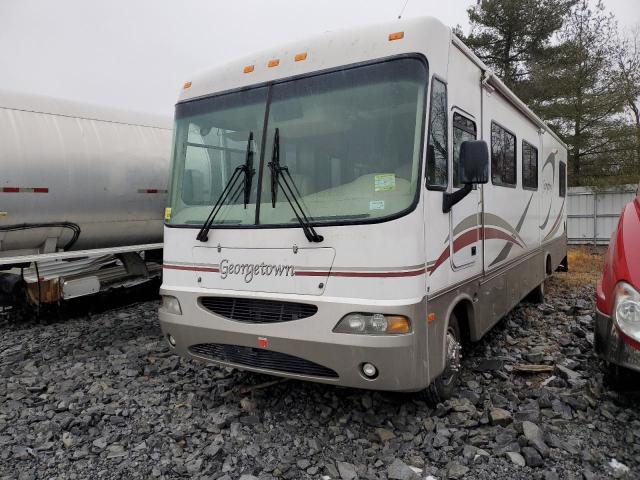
{"left": 528, "top": 281, "right": 545, "bottom": 304}
{"left": 424, "top": 314, "right": 461, "bottom": 404}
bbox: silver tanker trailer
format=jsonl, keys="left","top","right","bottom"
{"left": 0, "top": 90, "right": 172, "bottom": 307}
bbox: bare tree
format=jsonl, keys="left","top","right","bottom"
{"left": 614, "top": 26, "right": 640, "bottom": 163}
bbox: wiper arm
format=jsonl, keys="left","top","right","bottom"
{"left": 268, "top": 128, "right": 323, "bottom": 243}
{"left": 196, "top": 131, "right": 254, "bottom": 242}
{"left": 243, "top": 131, "right": 255, "bottom": 208}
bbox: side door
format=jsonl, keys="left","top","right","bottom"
{"left": 446, "top": 46, "right": 484, "bottom": 273}
{"left": 449, "top": 110, "right": 481, "bottom": 269}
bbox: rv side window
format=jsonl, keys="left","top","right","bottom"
{"left": 491, "top": 122, "right": 516, "bottom": 187}
{"left": 426, "top": 79, "right": 448, "bottom": 189}
{"left": 559, "top": 161, "right": 566, "bottom": 197}
{"left": 452, "top": 113, "right": 477, "bottom": 188}
{"left": 522, "top": 141, "right": 538, "bottom": 190}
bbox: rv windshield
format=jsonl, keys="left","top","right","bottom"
{"left": 167, "top": 57, "right": 427, "bottom": 228}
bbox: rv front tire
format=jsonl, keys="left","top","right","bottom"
{"left": 424, "top": 314, "right": 461, "bottom": 404}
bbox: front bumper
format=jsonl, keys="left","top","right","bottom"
{"left": 594, "top": 308, "right": 640, "bottom": 373}
{"left": 159, "top": 288, "right": 428, "bottom": 392}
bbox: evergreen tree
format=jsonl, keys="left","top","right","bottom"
{"left": 463, "top": 0, "right": 576, "bottom": 94}
{"left": 532, "top": 0, "right": 627, "bottom": 186}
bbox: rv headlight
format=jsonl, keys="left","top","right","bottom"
{"left": 613, "top": 282, "right": 640, "bottom": 344}
{"left": 334, "top": 313, "right": 411, "bottom": 335}
{"left": 160, "top": 295, "right": 182, "bottom": 315}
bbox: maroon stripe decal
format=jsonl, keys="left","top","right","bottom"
{"left": 428, "top": 226, "right": 525, "bottom": 276}
{"left": 294, "top": 271, "right": 328, "bottom": 277}
{"left": 164, "top": 264, "right": 424, "bottom": 278}
{"left": 138, "top": 188, "right": 168, "bottom": 194}
{"left": 163, "top": 264, "right": 220, "bottom": 273}
{"left": 428, "top": 246, "right": 451, "bottom": 274}
{"left": 452, "top": 229, "right": 480, "bottom": 254}
{"left": 1, "top": 187, "right": 49, "bottom": 193}
{"left": 296, "top": 268, "right": 426, "bottom": 278}
{"left": 482, "top": 227, "right": 524, "bottom": 248}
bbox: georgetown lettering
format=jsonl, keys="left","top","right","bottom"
{"left": 219, "top": 259, "right": 295, "bottom": 283}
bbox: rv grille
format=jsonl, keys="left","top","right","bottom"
{"left": 189, "top": 343, "right": 338, "bottom": 378}
{"left": 199, "top": 297, "right": 317, "bottom": 323}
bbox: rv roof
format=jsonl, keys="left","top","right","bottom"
{"left": 0, "top": 89, "right": 172, "bottom": 130}
{"left": 178, "top": 15, "right": 565, "bottom": 148}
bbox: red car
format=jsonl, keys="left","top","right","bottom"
{"left": 595, "top": 184, "right": 640, "bottom": 381}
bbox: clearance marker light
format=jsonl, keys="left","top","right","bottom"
{"left": 388, "top": 31, "right": 405, "bottom": 41}
{"left": 183, "top": 81, "right": 192, "bottom": 89}
{"left": 268, "top": 59, "right": 280, "bottom": 68}
{"left": 243, "top": 65, "right": 255, "bottom": 74}
{"left": 294, "top": 52, "right": 308, "bottom": 62}
{"left": 428, "top": 313, "right": 436, "bottom": 323}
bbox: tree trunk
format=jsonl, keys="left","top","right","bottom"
{"left": 631, "top": 101, "right": 640, "bottom": 168}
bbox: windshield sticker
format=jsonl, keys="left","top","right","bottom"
{"left": 374, "top": 173, "right": 396, "bottom": 192}
{"left": 369, "top": 200, "right": 385, "bottom": 210}
{"left": 164, "top": 208, "right": 172, "bottom": 220}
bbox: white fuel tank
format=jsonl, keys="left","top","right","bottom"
{"left": 0, "top": 90, "right": 173, "bottom": 257}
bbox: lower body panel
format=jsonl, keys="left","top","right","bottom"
{"left": 159, "top": 289, "right": 428, "bottom": 392}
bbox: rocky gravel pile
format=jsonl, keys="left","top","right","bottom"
{"left": 1, "top": 282, "right": 639, "bottom": 480}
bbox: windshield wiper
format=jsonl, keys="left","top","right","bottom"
{"left": 268, "top": 128, "right": 323, "bottom": 243}
{"left": 196, "top": 131, "right": 254, "bottom": 242}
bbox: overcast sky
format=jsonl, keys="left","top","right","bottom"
{"left": 0, "top": 0, "right": 637, "bottom": 117}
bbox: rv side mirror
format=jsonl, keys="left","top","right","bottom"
{"left": 459, "top": 140, "right": 489, "bottom": 185}
{"left": 442, "top": 140, "right": 489, "bottom": 214}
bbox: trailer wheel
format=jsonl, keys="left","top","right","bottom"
{"left": 424, "top": 314, "right": 462, "bottom": 404}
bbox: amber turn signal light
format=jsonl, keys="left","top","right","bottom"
{"left": 386, "top": 315, "right": 411, "bottom": 334}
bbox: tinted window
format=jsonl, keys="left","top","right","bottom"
{"left": 426, "top": 79, "right": 448, "bottom": 188}
{"left": 522, "top": 141, "right": 538, "bottom": 190}
{"left": 453, "top": 113, "right": 477, "bottom": 188}
{"left": 491, "top": 123, "right": 516, "bottom": 187}
{"left": 559, "top": 161, "right": 566, "bottom": 197}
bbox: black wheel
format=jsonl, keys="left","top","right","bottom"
{"left": 424, "top": 314, "right": 462, "bottom": 404}
{"left": 604, "top": 363, "right": 637, "bottom": 391}
{"left": 527, "top": 281, "right": 545, "bottom": 304}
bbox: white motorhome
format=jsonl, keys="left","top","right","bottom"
{"left": 159, "top": 16, "right": 567, "bottom": 400}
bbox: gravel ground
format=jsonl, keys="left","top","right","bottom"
{"left": 1, "top": 282, "right": 639, "bottom": 480}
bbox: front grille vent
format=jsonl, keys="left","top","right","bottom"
{"left": 189, "top": 343, "right": 338, "bottom": 378}
{"left": 199, "top": 297, "right": 317, "bottom": 323}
